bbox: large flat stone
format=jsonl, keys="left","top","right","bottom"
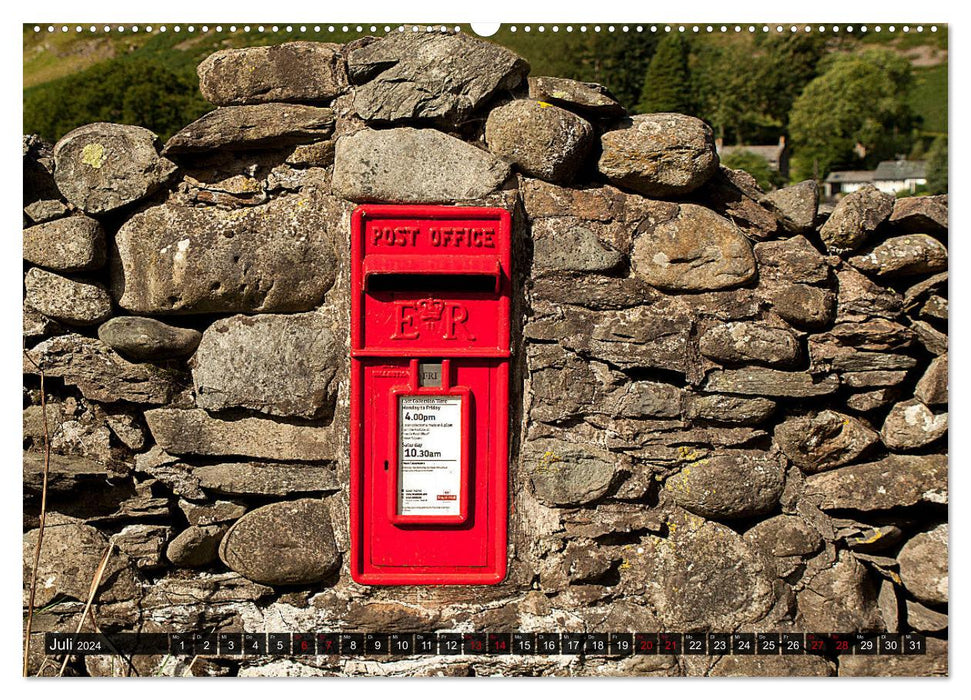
{"left": 197, "top": 42, "right": 347, "bottom": 106}
{"left": 143, "top": 409, "right": 335, "bottom": 462}
{"left": 347, "top": 31, "right": 528, "bottom": 127}
{"left": 332, "top": 127, "right": 510, "bottom": 203}
{"left": 803, "top": 454, "right": 947, "bottom": 511}
{"left": 112, "top": 188, "right": 342, "bottom": 314}
{"left": 24, "top": 334, "right": 183, "bottom": 404}
{"left": 192, "top": 313, "right": 339, "bottom": 420}
{"left": 663, "top": 450, "right": 786, "bottom": 520}
{"left": 704, "top": 368, "right": 840, "bottom": 397}
{"left": 526, "top": 438, "right": 618, "bottom": 506}
{"left": 193, "top": 462, "right": 340, "bottom": 496}
{"left": 163, "top": 104, "right": 335, "bottom": 155}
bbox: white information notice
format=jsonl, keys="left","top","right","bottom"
{"left": 398, "top": 395, "right": 463, "bottom": 516}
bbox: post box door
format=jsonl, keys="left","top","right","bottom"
{"left": 350, "top": 205, "right": 510, "bottom": 585}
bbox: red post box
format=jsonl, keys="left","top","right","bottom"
{"left": 350, "top": 205, "right": 511, "bottom": 585}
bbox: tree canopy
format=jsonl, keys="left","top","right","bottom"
{"left": 788, "top": 48, "right": 918, "bottom": 180}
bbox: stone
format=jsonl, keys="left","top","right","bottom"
{"left": 530, "top": 219, "right": 624, "bottom": 274}
{"left": 911, "top": 320, "right": 947, "bottom": 355}
{"left": 332, "top": 127, "right": 511, "bottom": 203}
{"left": 836, "top": 267, "right": 903, "bottom": 320}
{"left": 897, "top": 524, "right": 948, "bottom": 606}
{"left": 112, "top": 188, "right": 342, "bottom": 314}
{"left": 839, "top": 637, "right": 947, "bottom": 676}
{"left": 915, "top": 354, "right": 947, "bottom": 405}
{"left": 704, "top": 368, "right": 839, "bottom": 398}
{"left": 903, "top": 272, "right": 946, "bottom": 312}
{"left": 527, "top": 76, "right": 625, "bottom": 116}
{"left": 485, "top": 100, "right": 594, "bottom": 184}
{"left": 598, "top": 114, "right": 719, "bottom": 197}
{"left": 803, "top": 454, "right": 947, "bottom": 511}
{"left": 796, "top": 551, "right": 882, "bottom": 631}
{"left": 111, "top": 524, "right": 171, "bottom": 570}
{"left": 53, "top": 122, "right": 177, "bottom": 214}
{"left": 630, "top": 204, "right": 755, "bottom": 291}
{"left": 527, "top": 303, "right": 692, "bottom": 375}
{"left": 693, "top": 167, "right": 780, "bottom": 241}
{"left": 760, "top": 180, "right": 819, "bottom": 233}
{"left": 663, "top": 451, "right": 786, "bottom": 520}
{"left": 881, "top": 399, "right": 947, "bottom": 450}
{"left": 23, "top": 216, "right": 106, "bottom": 272}
{"left": 194, "top": 462, "right": 340, "bottom": 496}
{"left": 521, "top": 179, "right": 623, "bottom": 221}
{"left": 23, "top": 134, "right": 58, "bottom": 203}
{"left": 849, "top": 234, "right": 948, "bottom": 278}
{"left": 219, "top": 499, "right": 340, "bottom": 586}
{"left": 921, "top": 295, "right": 947, "bottom": 321}
{"left": 846, "top": 388, "right": 900, "bottom": 413}
{"left": 817, "top": 319, "right": 913, "bottom": 352}
{"left": 347, "top": 31, "right": 528, "bottom": 126}
{"left": 24, "top": 303, "right": 62, "bottom": 340}
{"left": 774, "top": 410, "right": 879, "bottom": 473}
{"left": 877, "top": 578, "right": 900, "bottom": 631}
{"left": 24, "top": 334, "right": 182, "bottom": 404}
{"left": 25, "top": 198, "right": 70, "bottom": 224}
{"left": 698, "top": 322, "right": 800, "bottom": 367}
{"left": 562, "top": 540, "right": 616, "bottom": 584}
{"left": 23, "top": 518, "right": 139, "bottom": 607}
{"left": 178, "top": 499, "right": 247, "bottom": 526}
{"left": 744, "top": 515, "right": 823, "bottom": 559}
{"left": 687, "top": 394, "right": 776, "bottom": 425}
{"left": 166, "top": 525, "right": 227, "bottom": 567}
{"left": 134, "top": 447, "right": 206, "bottom": 500}
{"left": 197, "top": 42, "right": 347, "bottom": 106}
{"left": 754, "top": 235, "right": 830, "bottom": 285}
{"left": 818, "top": 185, "right": 894, "bottom": 254}
{"left": 623, "top": 511, "right": 777, "bottom": 630}
{"left": 813, "top": 346, "right": 918, "bottom": 373}
{"left": 143, "top": 409, "right": 335, "bottom": 462}
{"left": 905, "top": 599, "right": 948, "bottom": 632}
{"left": 842, "top": 371, "right": 909, "bottom": 388}
{"left": 191, "top": 313, "right": 339, "bottom": 420}
{"left": 286, "top": 140, "right": 335, "bottom": 167}
{"left": 606, "top": 381, "right": 683, "bottom": 419}
{"left": 98, "top": 317, "right": 201, "bottom": 361}
{"left": 527, "top": 439, "right": 618, "bottom": 506}
{"left": 888, "top": 195, "right": 947, "bottom": 233}
{"left": 23, "top": 451, "right": 108, "bottom": 498}
{"left": 710, "top": 655, "right": 834, "bottom": 677}
{"left": 163, "top": 104, "right": 335, "bottom": 155}
{"left": 763, "top": 284, "right": 835, "bottom": 329}
{"left": 24, "top": 268, "right": 112, "bottom": 326}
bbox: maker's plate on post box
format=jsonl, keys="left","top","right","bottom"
{"left": 349, "top": 205, "right": 511, "bottom": 585}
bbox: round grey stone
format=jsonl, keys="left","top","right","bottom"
{"left": 98, "top": 317, "right": 202, "bottom": 361}
{"left": 218, "top": 499, "right": 339, "bottom": 586}
{"left": 53, "top": 122, "right": 177, "bottom": 214}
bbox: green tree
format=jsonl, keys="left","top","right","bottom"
{"left": 24, "top": 58, "right": 211, "bottom": 142}
{"left": 637, "top": 34, "right": 692, "bottom": 113}
{"left": 925, "top": 135, "right": 948, "bottom": 194}
{"left": 789, "top": 48, "right": 918, "bottom": 181}
{"left": 720, "top": 150, "right": 785, "bottom": 191}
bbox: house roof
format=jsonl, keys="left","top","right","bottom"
{"left": 825, "top": 170, "right": 875, "bottom": 184}
{"left": 873, "top": 160, "right": 926, "bottom": 181}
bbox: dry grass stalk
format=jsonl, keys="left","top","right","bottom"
{"left": 57, "top": 542, "right": 116, "bottom": 677}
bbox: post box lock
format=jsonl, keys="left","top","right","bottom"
{"left": 350, "top": 205, "right": 511, "bottom": 585}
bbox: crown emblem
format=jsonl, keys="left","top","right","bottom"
{"left": 416, "top": 298, "right": 445, "bottom": 328}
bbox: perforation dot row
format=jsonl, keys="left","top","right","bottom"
{"left": 31, "top": 24, "right": 940, "bottom": 35}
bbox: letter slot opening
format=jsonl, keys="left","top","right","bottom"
{"left": 367, "top": 273, "right": 498, "bottom": 294}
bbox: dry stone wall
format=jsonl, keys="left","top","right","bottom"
{"left": 22, "top": 30, "right": 948, "bottom": 677}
